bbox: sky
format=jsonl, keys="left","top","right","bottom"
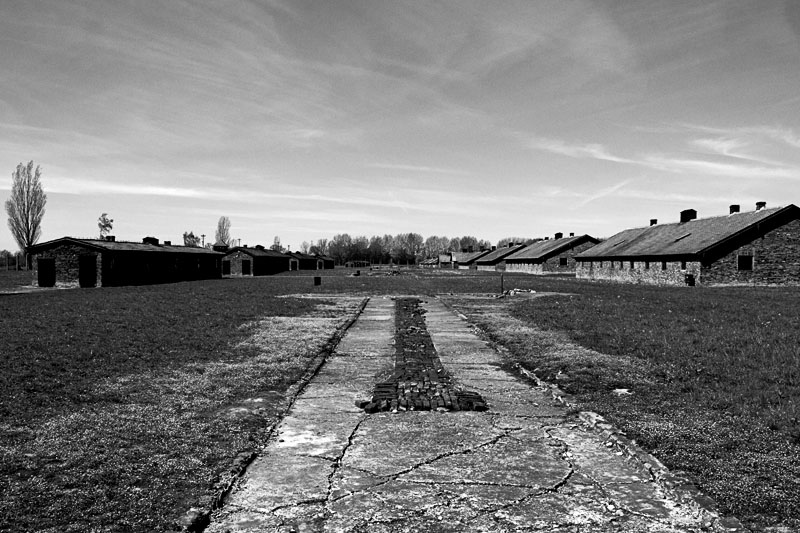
{"left": 1, "top": 0, "right": 799, "bottom": 252}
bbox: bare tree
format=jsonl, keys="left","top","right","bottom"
{"left": 300, "top": 241, "right": 310, "bottom": 254}
{"left": 5, "top": 161, "right": 46, "bottom": 267}
{"left": 98, "top": 213, "right": 113, "bottom": 238}
{"left": 183, "top": 231, "right": 201, "bottom": 247}
{"left": 215, "top": 216, "right": 232, "bottom": 246}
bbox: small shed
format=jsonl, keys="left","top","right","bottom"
{"left": 288, "top": 251, "right": 322, "bottom": 270}
{"left": 575, "top": 203, "right": 800, "bottom": 286}
{"left": 505, "top": 233, "right": 599, "bottom": 275}
{"left": 419, "top": 257, "right": 439, "bottom": 269}
{"left": 222, "top": 246, "right": 293, "bottom": 276}
{"left": 316, "top": 254, "right": 335, "bottom": 269}
{"left": 28, "top": 236, "right": 223, "bottom": 288}
{"left": 474, "top": 243, "right": 527, "bottom": 271}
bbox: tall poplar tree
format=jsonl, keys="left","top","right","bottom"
{"left": 5, "top": 161, "right": 46, "bottom": 268}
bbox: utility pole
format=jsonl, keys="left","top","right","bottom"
{"left": 201, "top": 234, "right": 205, "bottom": 247}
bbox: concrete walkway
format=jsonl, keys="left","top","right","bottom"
{"left": 206, "top": 296, "right": 734, "bottom": 533}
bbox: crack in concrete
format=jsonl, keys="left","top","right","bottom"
{"left": 323, "top": 414, "right": 370, "bottom": 515}
{"left": 328, "top": 429, "right": 517, "bottom": 505}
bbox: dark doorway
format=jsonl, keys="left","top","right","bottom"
{"left": 241, "top": 259, "right": 251, "bottom": 275}
{"left": 79, "top": 255, "right": 98, "bottom": 288}
{"left": 222, "top": 260, "right": 231, "bottom": 275}
{"left": 38, "top": 258, "right": 56, "bottom": 287}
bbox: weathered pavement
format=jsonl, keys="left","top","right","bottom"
{"left": 206, "top": 296, "right": 735, "bottom": 533}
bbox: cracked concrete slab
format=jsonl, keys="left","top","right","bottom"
{"left": 205, "top": 296, "right": 735, "bottom": 533}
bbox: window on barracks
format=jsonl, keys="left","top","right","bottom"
{"left": 681, "top": 260, "right": 687, "bottom": 270}
{"left": 661, "top": 261, "right": 667, "bottom": 270}
{"left": 629, "top": 260, "right": 635, "bottom": 269}
{"left": 559, "top": 257, "right": 568, "bottom": 267}
{"left": 644, "top": 260, "right": 650, "bottom": 270}
{"left": 737, "top": 254, "right": 754, "bottom": 271}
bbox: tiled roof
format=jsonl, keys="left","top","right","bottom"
{"left": 576, "top": 205, "right": 799, "bottom": 260}
{"left": 506, "top": 235, "right": 599, "bottom": 262}
{"left": 29, "top": 237, "right": 222, "bottom": 255}
{"left": 475, "top": 244, "right": 527, "bottom": 264}
{"left": 452, "top": 250, "right": 490, "bottom": 264}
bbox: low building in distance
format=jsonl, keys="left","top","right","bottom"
{"left": 505, "top": 233, "right": 599, "bottom": 275}
{"left": 29, "top": 236, "right": 223, "bottom": 288}
{"left": 575, "top": 202, "right": 800, "bottom": 286}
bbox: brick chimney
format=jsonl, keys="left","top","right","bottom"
{"left": 650, "top": 219, "right": 658, "bottom": 226}
{"left": 554, "top": 232, "right": 563, "bottom": 240}
{"left": 729, "top": 204, "right": 740, "bottom": 214}
{"left": 163, "top": 241, "right": 171, "bottom": 246}
{"left": 680, "top": 209, "right": 697, "bottom": 223}
{"left": 142, "top": 236, "right": 159, "bottom": 245}
{"left": 756, "top": 201, "right": 766, "bottom": 211}
{"left": 569, "top": 232, "right": 575, "bottom": 237}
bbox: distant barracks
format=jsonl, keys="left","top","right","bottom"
{"left": 27, "top": 202, "right": 800, "bottom": 287}
{"left": 575, "top": 203, "right": 800, "bottom": 286}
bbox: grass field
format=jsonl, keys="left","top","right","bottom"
{"left": 443, "top": 279, "right": 800, "bottom": 532}
{"left": 0, "top": 270, "right": 34, "bottom": 291}
{"left": 1, "top": 269, "right": 798, "bottom": 531}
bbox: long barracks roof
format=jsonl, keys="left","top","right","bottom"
{"left": 28, "top": 237, "right": 223, "bottom": 255}
{"left": 451, "top": 250, "right": 490, "bottom": 264}
{"left": 224, "top": 246, "right": 290, "bottom": 258}
{"left": 576, "top": 204, "right": 800, "bottom": 261}
{"left": 475, "top": 244, "right": 527, "bottom": 264}
{"left": 506, "top": 235, "right": 599, "bottom": 262}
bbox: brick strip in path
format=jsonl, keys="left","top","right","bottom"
{"left": 360, "top": 297, "right": 487, "bottom": 413}
{"left": 204, "top": 295, "right": 741, "bottom": 533}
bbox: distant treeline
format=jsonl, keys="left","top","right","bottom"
{"left": 300, "top": 234, "right": 537, "bottom": 265}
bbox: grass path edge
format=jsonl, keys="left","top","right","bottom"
{"left": 438, "top": 295, "right": 749, "bottom": 533}
{"left": 183, "top": 296, "right": 371, "bottom": 533}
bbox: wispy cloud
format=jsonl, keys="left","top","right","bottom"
{"left": 576, "top": 180, "right": 632, "bottom": 207}
{"left": 528, "top": 137, "right": 632, "bottom": 163}
{"left": 366, "top": 163, "right": 469, "bottom": 175}
{"left": 529, "top": 132, "right": 800, "bottom": 180}
{"left": 641, "top": 155, "right": 799, "bottom": 179}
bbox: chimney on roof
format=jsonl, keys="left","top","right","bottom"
{"left": 544, "top": 237, "right": 549, "bottom": 241}
{"left": 756, "top": 201, "right": 766, "bottom": 211}
{"left": 554, "top": 232, "right": 563, "bottom": 240}
{"left": 680, "top": 209, "right": 697, "bottom": 223}
{"left": 212, "top": 244, "right": 229, "bottom": 252}
{"left": 569, "top": 232, "right": 575, "bottom": 237}
{"left": 468, "top": 245, "right": 474, "bottom": 253}
{"left": 243, "top": 244, "right": 248, "bottom": 248}
{"left": 143, "top": 236, "right": 159, "bottom": 245}
{"left": 105, "top": 235, "right": 115, "bottom": 242}
{"left": 491, "top": 245, "right": 496, "bottom": 251}
{"left": 255, "top": 245, "right": 265, "bottom": 250}
{"left": 164, "top": 240, "right": 171, "bottom": 246}
{"left": 730, "top": 204, "right": 740, "bottom": 214}
{"left": 650, "top": 219, "right": 658, "bottom": 226}
{"left": 461, "top": 248, "right": 467, "bottom": 253}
